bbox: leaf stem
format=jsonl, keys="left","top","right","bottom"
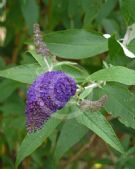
{"left": 43, "top": 57, "right": 52, "bottom": 71}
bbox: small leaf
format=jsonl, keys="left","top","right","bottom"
{"left": 108, "top": 36, "right": 129, "bottom": 66}
{"left": 0, "top": 64, "right": 43, "bottom": 84}
{"left": 54, "top": 119, "right": 88, "bottom": 161}
{"left": 54, "top": 61, "right": 89, "bottom": 82}
{"left": 16, "top": 115, "right": 62, "bottom": 168}
{"left": 77, "top": 111, "right": 124, "bottom": 153}
{"left": 86, "top": 66, "right": 135, "bottom": 85}
{"left": 45, "top": 29, "right": 108, "bottom": 59}
{"left": 97, "top": 83, "right": 135, "bottom": 129}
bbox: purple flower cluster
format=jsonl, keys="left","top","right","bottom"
{"left": 26, "top": 71, "right": 76, "bottom": 133}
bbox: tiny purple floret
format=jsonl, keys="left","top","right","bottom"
{"left": 26, "top": 71, "right": 76, "bottom": 133}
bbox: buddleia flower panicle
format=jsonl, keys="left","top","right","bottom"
{"left": 33, "top": 23, "right": 51, "bottom": 57}
{"left": 26, "top": 71, "right": 76, "bottom": 133}
{"left": 80, "top": 95, "right": 108, "bottom": 112}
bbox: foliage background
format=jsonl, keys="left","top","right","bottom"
{"left": 1, "top": 0, "right": 135, "bottom": 169}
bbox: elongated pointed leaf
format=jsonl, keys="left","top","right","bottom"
{"left": 16, "top": 116, "right": 62, "bottom": 168}
{"left": 0, "top": 64, "right": 43, "bottom": 84}
{"left": 54, "top": 119, "right": 88, "bottom": 161}
{"left": 45, "top": 29, "right": 108, "bottom": 59}
{"left": 86, "top": 66, "right": 135, "bottom": 85}
{"left": 28, "top": 50, "right": 48, "bottom": 69}
{"left": 76, "top": 111, "right": 124, "bottom": 153}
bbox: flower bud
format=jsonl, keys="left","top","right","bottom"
{"left": 80, "top": 95, "right": 108, "bottom": 112}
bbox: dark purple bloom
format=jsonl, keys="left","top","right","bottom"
{"left": 26, "top": 71, "right": 76, "bottom": 133}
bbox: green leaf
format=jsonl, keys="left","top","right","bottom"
{"left": 107, "top": 36, "right": 129, "bottom": 66}
{"left": 45, "top": 29, "right": 108, "bottom": 59}
{"left": 21, "top": 51, "right": 36, "bottom": 64}
{"left": 120, "top": 0, "right": 135, "bottom": 25}
{"left": 54, "top": 61, "right": 89, "bottom": 82}
{"left": 81, "top": 0, "right": 102, "bottom": 28}
{"left": 0, "top": 63, "right": 43, "bottom": 84}
{"left": 54, "top": 119, "right": 88, "bottom": 161}
{"left": 28, "top": 50, "right": 48, "bottom": 69}
{"left": 0, "top": 80, "right": 20, "bottom": 102}
{"left": 79, "top": 87, "right": 93, "bottom": 100}
{"left": 96, "top": 0, "right": 117, "bottom": 22}
{"left": 77, "top": 111, "right": 124, "bottom": 153}
{"left": 68, "top": 0, "right": 82, "bottom": 18}
{"left": 97, "top": 83, "right": 135, "bottom": 129}
{"left": 86, "top": 66, "right": 135, "bottom": 85}
{"left": 101, "top": 18, "right": 119, "bottom": 35}
{"left": 1, "top": 101, "right": 25, "bottom": 151}
{"left": 128, "top": 39, "right": 135, "bottom": 55}
{"left": 21, "top": 0, "right": 39, "bottom": 33}
{"left": 16, "top": 115, "right": 62, "bottom": 168}
{"left": 48, "top": 0, "right": 69, "bottom": 30}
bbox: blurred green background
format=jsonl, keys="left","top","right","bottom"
{"left": 1, "top": 0, "right": 135, "bottom": 169}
